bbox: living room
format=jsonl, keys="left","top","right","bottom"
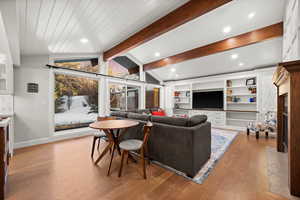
{"left": 0, "top": 0, "right": 299, "bottom": 199}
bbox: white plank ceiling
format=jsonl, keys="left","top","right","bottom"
{"left": 16, "top": 0, "right": 285, "bottom": 80}
{"left": 150, "top": 37, "right": 283, "bottom": 81}
{"left": 129, "top": 0, "right": 286, "bottom": 64}
{"left": 127, "top": 0, "right": 286, "bottom": 80}
{"left": 17, "top": 0, "right": 188, "bottom": 55}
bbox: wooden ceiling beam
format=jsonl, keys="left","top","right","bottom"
{"left": 103, "top": 0, "right": 233, "bottom": 61}
{"left": 143, "top": 22, "right": 283, "bottom": 71}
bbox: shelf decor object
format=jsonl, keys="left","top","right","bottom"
{"left": 246, "top": 77, "right": 256, "bottom": 86}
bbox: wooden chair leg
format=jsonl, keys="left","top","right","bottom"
{"left": 95, "top": 142, "right": 112, "bottom": 165}
{"left": 144, "top": 145, "right": 150, "bottom": 165}
{"left": 141, "top": 148, "right": 146, "bottom": 179}
{"left": 97, "top": 138, "right": 101, "bottom": 150}
{"left": 107, "top": 143, "right": 116, "bottom": 176}
{"left": 91, "top": 137, "right": 97, "bottom": 158}
{"left": 118, "top": 150, "right": 126, "bottom": 177}
{"left": 126, "top": 152, "right": 129, "bottom": 165}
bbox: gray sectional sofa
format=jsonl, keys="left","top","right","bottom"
{"left": 110, "top": 110, "right": 211, "bottom": 177}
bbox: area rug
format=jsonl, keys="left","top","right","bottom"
{"left": 266, "top": 147, "right": 300, "bottom": 200}
{"left": 152, "top": 128, "right": 238, "bottom": 184}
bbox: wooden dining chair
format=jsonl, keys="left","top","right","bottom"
{"left": 91, "top": 116, "right": 116, "bottom": 158}
{"left": 118, "top": 121, "right": 153, "bottom": 179}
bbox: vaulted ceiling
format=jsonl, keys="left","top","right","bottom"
{"left": 16, "top": 0, "right": 286, "bottom": 80}
{"left": 17, "top": 0, "right": 188, "bottom": 55}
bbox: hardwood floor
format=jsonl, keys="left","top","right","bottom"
{"left": 6, "top": 133, "right": 288, "bottom": 200}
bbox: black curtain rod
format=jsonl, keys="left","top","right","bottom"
{"left": 45, "top": 64, "right": 163, "bottom": 86}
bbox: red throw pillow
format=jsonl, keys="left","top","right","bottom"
{"left": 151, "top": 111, "right": 166, "bottom": 116}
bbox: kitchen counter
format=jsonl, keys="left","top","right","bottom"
{"left": 0, "top": 113, "right": 14, "bottom": 117}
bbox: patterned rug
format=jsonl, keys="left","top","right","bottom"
{"left": 152, "top": 128, "right": 238, "bottom": 184}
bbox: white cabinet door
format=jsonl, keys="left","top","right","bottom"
{"left": 0, "top": 63, "right": 13, "bottom": 95}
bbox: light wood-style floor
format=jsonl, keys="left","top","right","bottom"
{"left": 6, "top": 133, "right": 288, "bottom": 200}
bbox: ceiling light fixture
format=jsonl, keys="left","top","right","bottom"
{"left": 171, "top": 68, "right": 176, "bottom": 72}
{"left": 248, "top": 12, "right": 256, "bottom": 19}
{"left": 154, "top": 52, "right": 160, "bottom": 57}
{"left": 80, "top": 38, "right": 89, "bottom": 43}
{"left": 223, "top": 26, "right": 231, "bottom": 34}
{"left": 239, "top": 62, "right": 244, "bottom": 66}
{"left": 175, "top": 74, "right": 179, "bottom": 77}
{"left": 231, "top": 54, "right": 238, "bottom": 60}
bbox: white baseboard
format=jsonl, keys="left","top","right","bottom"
{"left": 14, "top": 128, "right": 94, "bottom": 149}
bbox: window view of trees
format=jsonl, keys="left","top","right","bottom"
{"left": 109, "top": 84, "right": 126, "bottom": 111}
{"left": 55, "top": 58, "right": 99, "bottom": 73}
{"left": 108, "top": 59, "right": 139, "bottom": 80}
{"left": 54, "top": 59, "right": 99, "bottom": 131}
{"left": 109, "top": 84, "right": 140, "bottom": 111}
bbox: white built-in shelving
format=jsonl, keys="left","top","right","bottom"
{"left": 225, "top": 77, "right": 257, "bottom": 127}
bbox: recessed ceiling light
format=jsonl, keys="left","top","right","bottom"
{"left": 154, "top": 52, "right": 160, "bottom": 57}
{"left": 231, "top": 54, "right": 238, "bottom": 60}
{"left": 248, "top": 12, "right": 256, "bottom": 19}
{"left": 175, "top": 74, "right": 179, "bottom": 77}
{"left": 171, "top": 68, "right": 176, "bottom": 72}
{"left": 239, "top": 62, "right": 244, "bottom": 66}
{"left": 223, "top": 26, "right": 231, "bottom": 34}
{"left": 80, "top": 38, "right": 89, "bottom": 43}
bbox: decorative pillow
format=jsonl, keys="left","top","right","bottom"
{"left": 151, "top": 111, "right": 166, "bottom": 116}
{"left": 188, "top": 115, "right": 208, "bottom": 127}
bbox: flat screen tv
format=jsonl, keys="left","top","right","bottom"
{"left": 193, "top": 91, "right": 223, "bottom": 109}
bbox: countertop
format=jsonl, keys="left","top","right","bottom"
{"left": 0, "top": 113, "right": 14, "bottom": 117}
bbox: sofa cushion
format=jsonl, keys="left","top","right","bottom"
{"left": 151, "top": 116, "right": 189, "bottom": 127}
{"left": 136, "top": 109, "right": 151, "bottom": 114}
{"left": 110, "top": 111, "right": 128, "bottom": 118}
{"left": 127, "top": 112, "right": 150, "bottom": 121}
{"left": 189, "top": 115, "right": 208, "bottom": 127}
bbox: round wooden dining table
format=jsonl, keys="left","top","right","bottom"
{"left": 89, "top": 119, "right": 139, "bottom": 175}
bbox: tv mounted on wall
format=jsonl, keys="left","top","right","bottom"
{"left": 192, "top": 91, "right": 224, "bottom": 109}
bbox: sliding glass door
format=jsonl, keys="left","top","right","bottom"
{"left": 109, "top": 83, "right": 140, "bottom": 111}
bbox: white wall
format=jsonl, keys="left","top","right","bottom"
{"left": 283, "top": 0, "right": 300, "bottom": 61}
{"left": 14, "top": 55, "right": 51, "bottom": 144}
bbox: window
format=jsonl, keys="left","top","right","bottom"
{"left": 109, "top": 83, "right": 140, "bottom": 111}
{"left": 108, "top": 57, "right": 139, "bottom": 80}
{"left": 127, "top": 85, "right": 139, "bottom": 110}
{"left": 54, "top": 58, "right": 99, "bottom": 73}
{"left": 146, "top": 86, "right": 160, "bottom": 109}
{"left": 109, "top": 83, "right": 126, "bottom": 111}
{"left": 54, "top": 59, "right": 99, "bottom": 131}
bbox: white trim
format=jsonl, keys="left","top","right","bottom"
{"left": 14, "top": 128, "right": 94, "bottom": 149}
